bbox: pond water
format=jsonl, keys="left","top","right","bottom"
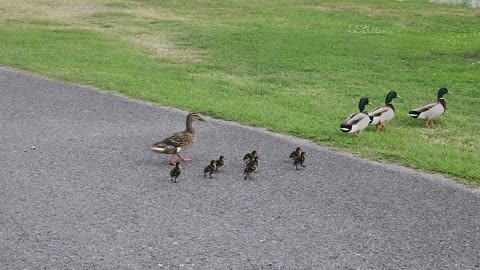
{"left": 430, "top": 0, "right": 480, "bottom": 8}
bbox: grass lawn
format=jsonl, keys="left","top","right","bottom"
{"left": 0, "top": 0, "right": 479, "bottom": 184}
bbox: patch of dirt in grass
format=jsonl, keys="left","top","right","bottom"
{"left": 0, "top": 0, "right": 200, "bottom": 61}
{"left": 125, "top": 33, "right": 204, "bottom": 63}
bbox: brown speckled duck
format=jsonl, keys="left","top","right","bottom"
{"left": 150, "top": 113, "right": 205, "bottom": 165}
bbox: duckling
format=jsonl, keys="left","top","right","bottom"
{"left": 243, "top": 164, "right": 258, "bottom": 180}
{"left": 243, "top": 150, "right": 258, "bottom": 164}
{"left": 369, "top": 91, "right": 401, "bottom": 131}
{"left": 204, "top": 160, "right": 217, "bottom": 178}
{"left": 150, "top": 113, "right": 205, "bottom": 165}
{"left": 294, "top": 152, "right": 307, "bottom": 170}
{"left": 289, "top": 147, "right": 302, "bottom": 160}
{"left": 246, "top": 156, "right": 260, "bottom": 171}
{"left": 408, "top": 87, "right": 449, "bottom": 128}
{"left": 170, "top": 162, "right": 181, "bottom": 183}
{"left": 215, "top": 156, "right": 224, "bottom": 172}
{"left": 340, "top": 97, "right": 371, "bottom": 138}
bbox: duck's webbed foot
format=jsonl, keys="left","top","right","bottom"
{"left": 169, "top": 154, "right": 177, "bottom": 165}
{"left": 177, "top": 154, "right": 191, "bottom": 161}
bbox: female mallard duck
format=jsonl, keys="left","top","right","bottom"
{"left": 369, "top": 91, "right": 401, "bottom": 131}
{"left": 215, "top": 156, "right": 224, "bottom": 172}
{"left": 408, "top": 87, "right": 449, "bottom": 128}
{"left": 150, "top": 113, "right": 205, "bottom": 165}
{"left": 170, "top": 162, "right": 181, "bottom": 183}
{"left": 289, "top": 147, "right": 301, "bottom": 160}
{"left": 294, "top": 152, "right": 307, "bottom": 170}
{"left": 340, "top": 97, "right": 371, "bottom": 138}
{"left": 204, "top": 160, "right": 217, "bottom": 178}
{"left": 243, "top": 151, "right": 257, "bottom": 165}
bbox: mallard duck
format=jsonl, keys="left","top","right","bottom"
{"left": 243, "top": 164, "right": 258, "bottom": 180}
{"left": 408, "top": 87, "right": 449, "bottom": 128}
{"left": 150, "top": 113, "right": 205, "bottom": 165}
{"left": 289, "top": 147, "right": 301, "bottom": 160}
{"left": 170, "top": 162, "right": 181, "bottom": 183}
{"left": 340, "top": 97, "right": 371, "bottom": 138}
{"left": 294, "top": 152, "right": 307, "bottom": 170}
{"left": 204, "top": 160, "right": 216, "bottom": 178}
{"left": 246, "top": 156, "right": 260, "bottom": 170}
{"left": 215, "top": 156, "right": 224, "bottom": 172}
{"left": 243, "top": 151, "right": 257, "bottom": 165}
{"left": 369, "top": 91, "right": 401, "bottom": 131}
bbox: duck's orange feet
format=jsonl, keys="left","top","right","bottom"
{"left": 169, "top": 154, "right": 177, "bottom": 165}
{"left": 354, "top": 131, "right": 360, "bottom": 138}
{"left": 177, "top": 154, "right": 191, "bottom": 161}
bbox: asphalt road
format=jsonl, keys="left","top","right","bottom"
{"left": 1, "top": 67, "right": 479, "bottom": 269}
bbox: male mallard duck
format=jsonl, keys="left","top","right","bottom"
{"left": 340, "top": 97, "right": 371, "bottom": 138}
{"left": 215, "top": 156, "right": 224, "bottom": 172}
{"left": 408, "top": 87, "right": 449, "bottom": 128}
{"left": 369, "top": 91, "right": 401, "bottom": 131}
{"left": 294, "top": 152, "right": 307, "bottom": 170}
{"left": 204, "top": 160, "right": 216, "bottom": 178}
{"left": 243, "top": 151, "right": 257, "bottom": 165}
{"left": 170, "top": 162, "right": 181, "bottom": 183}
{"left": 243, "top": 163, "right": 258, "bottom": 180}
{"left": 289, "top": 147, "right": 301, "bottom": 160}
{"left": 151, "top": 113, "right": 205, "bottom": 165}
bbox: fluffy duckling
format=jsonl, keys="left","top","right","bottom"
{"left": 408, "top": 87, "right": 449, "bottom": 128}
{"left": 243, "top": 151, "right": 258, "bottom": 164}
{"left": 243, "top": 164, "right": 258, "bottom": 180}
{"left": 294, "top": 152, "right": 307, "bottom": 170}
{"left": 369, "top": 91, "right": 401, "bottom": 131}
{"left": 150, "top": 113, "right": 205, "bottom": 165}
{"left": 289, "top": 147, "right": 302, "bottom": 160}
{"left": 215, "top": 156, "right": 224, "bottom": 172}
{"left": 340, "top": 97, "right": 371, "bottom": 138}
{"left": 204, "top": 160, "right": 217, "bottom": 178}
{"left": 170, "top": 162, "right": 181, "bottom": 183}
{"left": 246, "top": 156, "right": 260, "bottom": 170}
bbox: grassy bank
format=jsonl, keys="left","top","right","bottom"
{"left": 0, "top": 0, "right": 479, "bottom": 184}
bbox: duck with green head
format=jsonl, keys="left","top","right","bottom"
{"left": 340, "top": 97, "right": 371, "bottom": 138}
{"left": 408, "top": 87, "right": 449, "bottom": 128}
{"left": 369, "top": 91, "right": 401, "bottom": 131}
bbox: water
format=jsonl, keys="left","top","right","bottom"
{"left": 430, "top": 0, "right": 480, "bottom": 8}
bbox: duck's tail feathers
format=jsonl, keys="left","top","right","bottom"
{"left": 340, "top": 123, "right": 352, "bottom": 133}
{"left": 150, "top": 146, "right": 166, "bottom": 153}
{"left": 368, "top": 115, "right": 374, "bottom": 124}
{"left": 408, "top": 110, "right": 420, "bottom": 118}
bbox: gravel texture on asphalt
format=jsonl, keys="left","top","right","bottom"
{"left": 1, "top": 67, "right": 479, "bottom": 269}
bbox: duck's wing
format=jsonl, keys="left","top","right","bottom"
{"left": 369, "top": 106, "right": 389, "bottom": 117}
{"left": 408, "top": 102, "right": 437, "bottom": 117}
{"left": 151, "top": 131, "right": 185, "bottom": 153}
{"left": 345, "top": 112, "right": 368, "bottom": 126}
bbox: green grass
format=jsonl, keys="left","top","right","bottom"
{"left": 0, "top": 0, "right": 479, "bottom": 184}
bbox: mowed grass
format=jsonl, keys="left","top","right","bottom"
{"left": 0, "top": 0, "right": 479, "bottom": 184}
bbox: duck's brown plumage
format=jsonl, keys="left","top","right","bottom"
{"left": 204, "top": 160, "right": 217, "bottom": 178}
{"left": 150, "top": 113, "right": 204, "bottom": 165}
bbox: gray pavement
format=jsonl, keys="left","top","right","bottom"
{"left": 0, "top": 67, "right": 479, "bottom": 269}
